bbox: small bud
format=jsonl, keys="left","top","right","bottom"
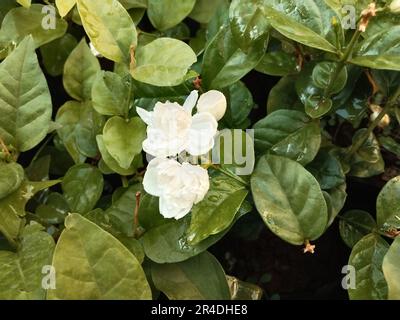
{"left": 390, "top": 0, "right": 400, "bottom": 13}
{"left": 359, "top": 3, "right": 377, "bottom": 32}
{"left": 369, "top": 104, "right": 391, "bottom": 128}
{"left": 197, "top": 90, "right": 227, "bottom": 121}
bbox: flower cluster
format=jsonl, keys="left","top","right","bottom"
{"left": 137, "top": 90, "right": 227, "bottom": 219}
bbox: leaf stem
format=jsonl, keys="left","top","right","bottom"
{"left": 121, "top": 175, "right": 129, "bottom": 188}
{"left": 323, "top": 30, "right": 361, "bottom": 97}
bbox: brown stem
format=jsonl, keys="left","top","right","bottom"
{"left": 0, "top": 137, "right": 10, "bottom": 157}
{"left": 133, "top": 191, "right": 141, "bottom": 238}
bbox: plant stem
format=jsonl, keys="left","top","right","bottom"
{"left": 29, "top": 133, "right": 55, "bottom": 166}
{"left": 133, "top": 191, "right": 141, "bottom": 238}
{"left": 347, "top": 85, "right": 400, "bottom": 158}
{"left": 337, "top": 214, "right": 395, "bottom": 239}
{"left": 323, "top": 30, "right": 361, "bottom": 97}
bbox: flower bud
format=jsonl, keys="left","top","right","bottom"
{"left": 197, "top": 90, "right": 227, "bottom": 121}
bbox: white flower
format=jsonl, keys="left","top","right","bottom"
{"left": 390, "top": 0, "right": 400, "bottom": 12}
{"left": 143, "top": 158, "right": 209, "bottom": 220}
{"left": 136, "top": 90, "right": 226, "bottom": 158}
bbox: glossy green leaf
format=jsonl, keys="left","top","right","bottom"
{"left": 251, "top": 154, "right": 328, "bottom": 245}
{"left": 325, "top": 183, "right": 347, "bottom": 227}
{"left": 61, "top": 164, "right": 104, "bottom": 214}
{"left": 0, "top": 223, "right": 55, "bottom": 299}
{"left": 379, "top": 136, "right": 400, "bottom": 158}
{"left": 382, "top": 237, "right": 400, "bottom": 300}
{"left": 267, "top": 75, "right": 303, "bottom": 113}
{"left": 143, "top": 202, "right": 251, "bottom": 263}
{"left": 306, "top": 149, "right": 345, "bottom": 190}
{"left": 77, "top": 0, "right": 137, "bottom": 63}
{"left": 103, "top": 116, "right": 146, "bottom": 170}
{"left": 376, "top": 176, "right": 400, "bottom": 230}
{"left": 48, "top": 213, "right": 151, "bottom": 300}
{"left": 16, "top": 0, "right": 31, "bottom": 9}
{"left": 92, "top": 71, "right": 132, "bottom": 117}
{"left": 351, "top": 26, "right": 400, "bottom": 71}
{"left": 264, "top": 0, "right": 341, "bottom": 53}
{"left": 104, "top": 184, "right": 142, "bottom": 237}
{"left": 229, "top": 0, "right": 270, "bottom": 51}
{"left": 312, "top": 62, "right": 348, "bottom": 94}
{"left": 63, "top": 39, "right": 100, "bottom": 101}
{"left": 0, "top": 36, "right": 52, "bottom": 152}
{"left": 55, "top": 101, "right": 86, "bottom": 164}
{"left": 227, "top": 276, "right": 264, "bottom": 300}
{"left": 255, "top": 51, "right": 298, "bottom": 76}
{"left": 131, "top": 38, "right": 197, "bottom": 87}
{"left": 339, "top": 210, "right": 377, "bottom": 248}
{"left": 253, "top": 110, "right": 321, "bottom": 165}
{"left": 151, "top": 251, "right": 230, "bottom": 300}
{"left": 189, "top": 0, "right": 225, "bottom": 24}
{"left": 348, "top": 234, "right": 389, "bottom": 300}
{"left": 40, "top": 34, "right": 78, "bottom": 77}
{"left": 96, "top": 135, "right": 142, "bottom": 176}
{"left": 0, "top": 162, "right": 24, "bottom": 199}
{"left": 36, "top": 192, "right": 70, "bottom": 225}
{"left": 147, "top": 0, "right": 196, "bottom": 31}
{"left": 0, "top": 5, "right": 67, "bottom": 48}
{"left": 187, "top": 173, "right": 248, "bottom": 245}
{"left": 0, "top": 180, "right": 60, "bottom": 245}
{"left": 202, "top": 24, "right": 266, "bottom": 90}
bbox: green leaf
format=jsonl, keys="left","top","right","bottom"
{"left": 48, "top": 213, "right": 151, "bottom": 300}
{"left": 92, "top": 71, "right": 132, "bottom": 117}
{"left": 348, "top": 234, "right": 389, "bottom": 300}
{"left": 339, "top": 210, "right": 377, "bottom": 248}
{"left": 40, "top": 34, "right": 78, "bottom": 77}
{"left": 187, "top": 173, "right": 248, "bottom": 245}
{"left": 143, "top": 202, "right": 251, "bottom": 263}
{"left": 63, "top": 39, "right": 100, "bottom": 101}
{"left": 55, "top": 101, "right": 86, "bottom": 164}
{"left": 36, "top": 192, "right": 70, "bottom": 225}
{"left": 0, "top": 223, "right": 55, "bottom": 299}
{"left": 267, "top": 75, "right": 303, "bottom": 113}
{"left": 151, "top": 251, "right": 230, "bottom": 300}
{"left": 227, "top": 275, "right": 264, "bottom": 300}
{"left": 324, "top": 183, "right": 347, "bottom": 227}
{"left": 0, "top": 4, "right": 67, "bottom": 48}
{"left": 119, "top": 0, "right": 147, "bottom": 9}
{"left": 202, "top": 24, "right": 266, "bottom": 90}
{"left": 74, "top": 102, "right": 105, "bottom": 158}
{"left": 312, "top": 62, "right": 348, "bottom": 94}
{"left": 56, "top": 0, "right": 76, "bottom": 17}
{"left": 189, "top": 0, "right": 225, "bottom": 24}
{"left": 379, "top": 136, "right": 400, "bottom": 158}
{"left": 0, "top": 180, "right": 60, "bottom": 245}
{"left": 131, "top": 38, "right": 197, "bottom": 87}
{"left": 376, "top": 176, "right": 400, "bottom": 230}
{"left": 264, "top": 0, "right": 341, "bottom": 53}
{"left": 0, "top": 36, "right": 52, "bottom": 152}
{"left": 306, "top": 149, "right": 345, "bottom": 190}
{"left": 0, "top": 162, "right": 24, "bottom": 199}
{"left": 103, "top": 116, "right": 146, "bottom": 170}
{"left": 383, "top": 237, "right": 400, "bottom": 300}
{"left": 350, "top": 26, "right": 400, "bottom": 71}
{"left": 104, "top": 184, "right": 142, "bottom": 237}
{"left": 253, "top": 110, "right": 321, "bottom": 165}
{"left": 77, "top": 0, "right": 137, "bottom": 63}
{"left": 348, "top": 129, "right": 384, "bottom": 178}
{"left": 251, "top": 154, "right": 328, "bottom": 245}
{"left": 229, "top": 0, "right": 270, "bottom": 52}
{"left": 255, "top": 50, "right": 298, "bottom": 77}
{"left": 147, "top": 0, "right": 196, "bottom": 31}
{"left": 97, "top": 135, "right": 142, "bottom": 176}
{"left": 61, "top": 164, "right": 104, "bottom": 214}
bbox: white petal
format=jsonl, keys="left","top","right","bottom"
{"left": 181, "top": 163, "right": 210, "bottom": 204}
{"left": 136, "top": 107, "right": 152, "bottom": 125}
{"left": 159, "top": 195, "right": 192, "bottom": 220}
{"left": 197, "top": 90, "right": 227, "bottom": 121}
{"left": 183, "top": 90, "right": 199, "bottom": 114}
{"left": 143, "top": 127, "right": 187, "bottom": 157}
{"left": 142, "top": 158, "right": 166, "bottom": 197}
{"left": 186, "top": 113, "right": 218, "bottom": 156}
